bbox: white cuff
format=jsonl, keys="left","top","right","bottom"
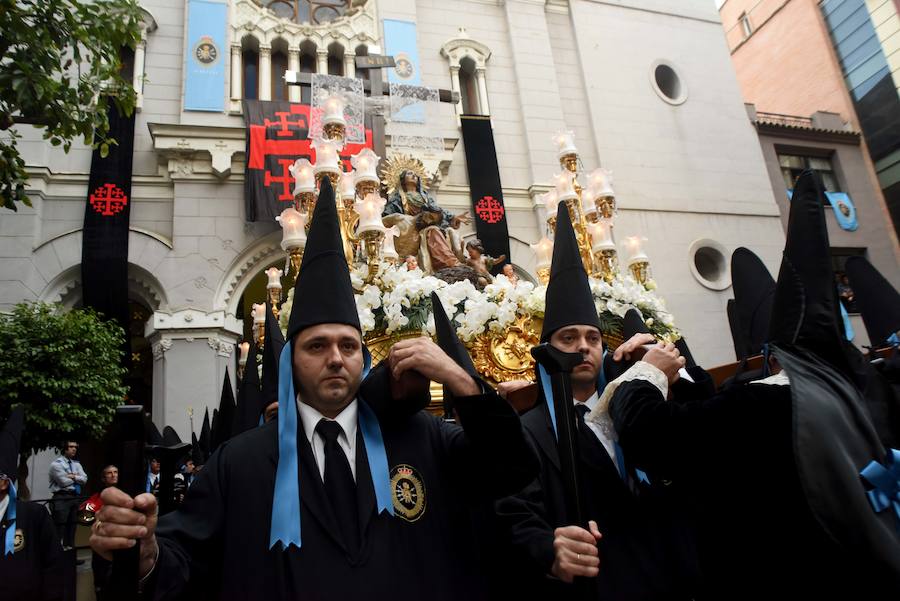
{"left": 587, "top": 361, "right": 669, "bottom": 433}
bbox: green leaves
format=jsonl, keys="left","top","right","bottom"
{"left": 0, "top": 0, "right": 142, "bottom": 212}
{"left": 0, "top": 302, "right": 129, "bottom": 457}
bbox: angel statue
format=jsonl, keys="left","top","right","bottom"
{"left": 380, "top": 156, "right": 475, "bottom": 278}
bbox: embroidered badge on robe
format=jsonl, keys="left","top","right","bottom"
{"left": 390, "top": 464, "right": 426, "bottom": 522}
{"left": 13, "top": 528, "right": 24, "bottom": 553}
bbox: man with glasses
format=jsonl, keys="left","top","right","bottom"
{"left": 49, "top": 440, "right": 87, "bottom": 550}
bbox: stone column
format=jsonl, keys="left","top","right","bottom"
{"left": 317, "top": 50, "right": 329, "bottom": 74}
{"left": 133, "top": 39, "right": 147, "bottom": 110}
{"left": 449, "top": 65, "right": 462, "bottom": 118}
{"left": 344, "top": 53, "right": 356, "bottom": 78}
{"left": 230, "top": 44, "right": 243, "bottom": 101}
{"left": 259, "top": 45, "right": 272, "bottom": 101}
{"left": 475, "top": 67, "right": 490, "bottom": 116}
{"left": 288, "top": 46, "right": 301, "bottom": 102}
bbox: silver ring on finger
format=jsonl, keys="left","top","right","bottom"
{"left": 577, "top": 553, "right": 582, "bottom": 563}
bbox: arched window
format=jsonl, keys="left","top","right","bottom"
{"left": 242, "top": 36, "right": 260, "bottom": 100}
{"left": 271, "top": 39, "right": 289, "bottom": 101}
{"left": 459, "top": 57, "right": 480, "bottom": 115}
{"left": 327, "top": 43, "right": 344, "bottom": 76}
{"left": 262, "top": 0, "right": 350, "bottom": 25}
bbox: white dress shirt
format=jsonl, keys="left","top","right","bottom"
{"left": 0, "top": 494, "right": 8, "bottom": 523}
{"left": 575, "top": 391, "right": 621, "bottom": 477}
{"left": 297, "top": 398, "right": 358, "bottom": 482}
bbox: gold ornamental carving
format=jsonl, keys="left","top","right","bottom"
{"left": 466, "top": 315, "right": 540, "bottom": 383}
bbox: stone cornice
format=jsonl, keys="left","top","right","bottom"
{"left": 148, "top": 122, "right": 247, "bottom": 180}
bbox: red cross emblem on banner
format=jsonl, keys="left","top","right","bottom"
{"left": 264, "top": 159, "right": 297, "bottom": 201}
{"left": 475, "top": 196, "right": 504, "bottom": 224}
{"left": 264, "top": 107, "right": 309, "bottom": 137}
{"left": 89, "top": 183, "right": 128, "bottom": 216}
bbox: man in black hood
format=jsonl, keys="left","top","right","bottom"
{"left": 603, "top": 170, "right": 900, "bottom": 598}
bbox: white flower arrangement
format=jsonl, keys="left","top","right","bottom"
{"left": 279, "top": 265, "right": 679, "bottom": 343}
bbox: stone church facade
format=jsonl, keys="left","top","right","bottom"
{"left": 3, "top": 0, "right": 787, "bottom": 441}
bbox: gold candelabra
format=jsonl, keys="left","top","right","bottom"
{"left": 537, "top": 266, "right": 551, "bottom": 285}
{"left": 360, "top": 229, "right": 385, "bottom": 283}
{"left": 295, "top": 191, "right": 316, "bottom": 218}
{"left": 629, "top": 260, "right": 650, "bottom": 285}
{"left": 316, "top": 170, "right": 341, "bottom": 189}
{"left": 592, "top": 249, "right": 618, "bottom": 283}
{"left": 355, "top": 180, "right": 379, "bottom": 198}
{"left": 596, "top": 195, "right": 616, "bottom": 220}
{"left": 323, "top": 122, "right": 346, "bottom": 143}
{"left": 287, "top": 246, "right": 304, "bottom": 285}
{"left": 268, "top": 287, "right": 281, "bottom": 320}
{"left": 255, "top": 323, "right": 265, "bottom": 350}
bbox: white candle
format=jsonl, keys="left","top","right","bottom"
{"left": 289, "top": 158, "right": 315, "bottom": 196}
{"left": 382, "top": 225, "right": 400, "bottom": 260}
{"left": 588, "top": 220, "right": 615, "bottom": 252}
{"left": 276, "top": 207, "right": 307, "bottom": 250}
{"left": 553, "top": 130, "right": 578, "bottom": 159}
{"left": 355, "top": 193, "right": 386, "bottom": 234}
{"left": 238, "top": 341, "right": 250, "bottom": 366}
{"left": 587, "top": 168, "right": 615, "bottom": 198}
{"left": 553, "top": 171, "right": 577, "bottom": 201}
{"left": 340, "top": 170, "right": 357, "bottom": 200}
{"left": 265, "top": 267, "right": 283, "bottom": 289}
{"left": 582, "top": 185, "right": 598, "bottom": 218}
{"left": 622, "top": 236, "right": 650, "bottom": 266}
{"left": 531, "top": 237, "right": 554, "bottom": 270}
{"left": 542, "top": 189, "right": 560, "bottom": 215}
{"left": 322, "top": 94, "right": 346, "bottom": 127}
{"left": 312, "top": 138, "right": 340, "bottom": 174}
{"left": 252, "top": 302, "right": 266, "bottom": 325}
{"left": 352, "top": 148, "right": 380, "bottom": 184}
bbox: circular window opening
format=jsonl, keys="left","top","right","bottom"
{"left": 650, "top": 61, "right": 687, "bottom": 105}
{"left": 688, "top": 239, "right": 730, "bottom": 290}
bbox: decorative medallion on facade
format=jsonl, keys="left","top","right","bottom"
{"left": 475, "top": 196, "right": 504, "bottom": 224}
{"left": 194, "top": 35, "right": 220, "bottom": 66}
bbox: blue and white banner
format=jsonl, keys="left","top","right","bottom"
{"left": 785, "top": 189, "right": 859, "bottom": 232}
{"left": 184, "top": 0, "right": 227, "bottom": 112}
{"left": 825, "top": 192, "right": 858, "bottom": 231}
{"left": 383, "top": 19, "right": 422, "bottom": 123}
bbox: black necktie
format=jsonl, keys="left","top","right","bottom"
{"left": 316, "top": 419, "right": 360, "bottom": 553}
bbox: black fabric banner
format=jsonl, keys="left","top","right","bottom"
{"left": 242, "top": 100, "right": 373, "bottom": 222}
{"left": 459, "top": 115, "right": 511, "bottom": 273}
{"left": 81, "top": 104, "right": 136, "bottom": 352}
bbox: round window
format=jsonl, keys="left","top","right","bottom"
{"left": 688, "top": 239, "right": 730, "bottom": 290}
{"left": 650, "top": 60, "right": 687, "bottom": 105}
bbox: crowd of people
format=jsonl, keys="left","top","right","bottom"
{"left": 2, "top": 171, "right": 899, "bottom": 600}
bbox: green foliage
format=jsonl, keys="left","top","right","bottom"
{"left": 0, "top": 302, "right": 128, "bottom": 456}
{"left": 0, "top": 0, "right": 142, "bottom": 211}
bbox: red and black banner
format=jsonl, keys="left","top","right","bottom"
{"left": 242, "top": 100, "right": 373, "bottom": 222}
{"left": 81, "top": 103, "right": 136, "bottom": 350}
{"left": 460, "top": 115, "right": 511, "bottom": 273}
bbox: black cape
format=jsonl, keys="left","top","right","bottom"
{"left": 0, "top": 500, "right": 63, "bottom": 601}
{"left": 148, "top": 365, "right": 537, "bottom": 600}
{"left": 495, "top": 383, "right": 702, "bottom": 601}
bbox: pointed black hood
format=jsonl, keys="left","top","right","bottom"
{"left": 845, "top": 256, "right": 900, "bottom": 348}
{"left": 731, "top": 247, "right": 776, "bottom": 357}
{"left": 286, "top": 177, "right": 360, "bottom": 339}
{"left": 146, "top": 417, "right": 163, "bottom": 447}
{"left": 234, "top": 338, "right": 262, "bottom": 435}
{"left": 161, "top": 426, "right": 183, "bottom": 447}
{"left": 261, "top": 301, "right": 286, "bottom": 409}
{"left": 199, "top": 408, "right": 211, "bottom": 460}
{"left": 210, "top": 371, "right": 236, "bottom": 452}
{"left": 0, "top": 407, "right": 24, "bottom": 481}
{"left": 541, "top": 202, "right": 599, "bottom": 342}
{"left": 727, "top": 298, "right": 753, "bottom": 360}
{"left": 769, "top": 170, "right": 850, "bottom": 374}
{"left": 191, "top": 431, "right": 205, "bottom": 465}
{"left": 430, "top": 291, "right": 477, "bottom": 378}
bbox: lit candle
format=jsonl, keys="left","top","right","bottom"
{"left": 252, "top": 302, "right": 266, "bottom": 325}
{"left": 276, "top": 207, "right": 307, "bottom": 250}
{"left": 588, "top": 220, "right": 615, "bottom": 252}
{"left": 553, "top": 171, "right": 577, "bottom": 200}
{"left": 340, "top": 170, "right": 357, "bottom": 200}
{"left": 355, "top": 193, "right": 386, "bottom": 234}
{"left": 289, "top": 158, "right": 316, "bottom": 196}
{"left": 312, "top": 138, "right": 340, "bottom": 174}
{"left": 531, "top": 237, "right": 554, "bottom": 270}
{"left": 322, "top": 94, "right": 346, "bottom": 127}
{"left": 382, "top": 225, "right": 400, "bottom": 260}
{"left": 239, "top": 341, "right": 250, "bottom": 366}
{"left": 352, "top": 148, "right": 380, "bottom": 184}
{"left": 582, "top": 185, "right": 598, "bottom": 218}
{"left": 265, "top": 267, "right": 283, "bottom": 290}
{"left": 587, "top": 168, "right": 615, "bottom": 198}
{"left": 553, "top": 130, "right": 578, "bottom": 159}
{"left": 623, "top": 236, "right": 650, "bottom": 266}
{"left": 542, "top": 189, "right": 560, "bottom": 214}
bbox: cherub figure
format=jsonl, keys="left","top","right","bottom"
{"left": 465, "top": 239, "right": 506, "bottom": 284}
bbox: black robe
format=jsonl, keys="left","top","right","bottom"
{"left": 610, "top": 374, "right": 900, "bottom": 599}
{"left": 0, "top": 500, "right": 64, "bottom": 601}
{"left": 148, "top": 381, "right": 537, "bottom": 600}
{"left": 495, "top": 382, "right": 700, "bottom": 601}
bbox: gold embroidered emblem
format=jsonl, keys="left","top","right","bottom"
{"left": 390, "top": 464, "right": 426, "bottom": 522}
{"left": 13, "top": 528, "right": 24, "bottom": 553}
